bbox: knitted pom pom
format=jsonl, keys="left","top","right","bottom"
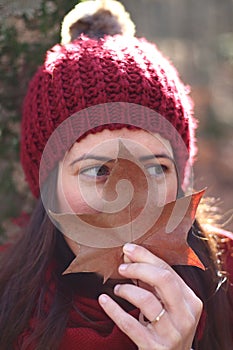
{"left": 60, "top": 0, "right": 135, "bottom": 44}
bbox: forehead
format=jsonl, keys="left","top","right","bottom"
{"left": 65, "top": 128, "right": 173, "bottom": 162}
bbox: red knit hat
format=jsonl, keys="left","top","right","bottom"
{"left": 21, "top": 33, "right": 197, "bottom": 198}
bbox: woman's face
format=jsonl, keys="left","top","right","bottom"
{"left": 56, "top": 128, "right": 178, "bottom": 252}
{"left": 57, "top": 127, "right": 178, "bottom": 212}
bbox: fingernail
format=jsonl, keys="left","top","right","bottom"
{"left": 114, "top": 284, "right": 120, "bottom": 294}
{"left": 123, "top": 243, "right": 135, "bottom": 253}
{"left": 99, "top": 294, "right": 108, "bottom": 304}
{"left": 119, "top": 263, "right": 128, "bottom": 272}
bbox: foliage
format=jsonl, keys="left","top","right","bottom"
{"left": 0, "top": 0, "right": 80, "bottom": 240}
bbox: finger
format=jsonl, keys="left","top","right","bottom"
{"left": 122, "top": 243, "right": 203, "bottom": 334}
{"left": 118, "top": 261, "right": 202, "bottom": 325}
{"left": 98, "top": 294, "right": 155, "bottom": 348}
{"left": 114, "top": 283, "right": 163, "bottom": 322}
{"left": 123, "top": 243, "right": 169, "bottom": 268}
{"left": 123, "top": 252, "right": 138, "bottom": 285}
{"left": 123, "top": 244, "right": 203, "bottom": 313}
{"left": 99, "top": 293, "right": 186, "bottom": 349}
{"left": 118, "top": 261, "right": 183, "bottom": 310}
{"left": 123, "top": 253, "right": 133, "bottom": 263}
{"left": 113, "top": 283, "right": 183, "bottom": 339}
{"left": 119, "top": 261, "right": 202, "bottom": 338}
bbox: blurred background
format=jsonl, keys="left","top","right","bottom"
{"left": 0, "top": 0, "right": 232, "bottom": 242}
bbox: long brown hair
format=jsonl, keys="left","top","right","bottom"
{"left": 0, "top": 169, "right": 232, "bottom": 349}
{"left": 0, "top": 168, "right": 73, "bottom": 349}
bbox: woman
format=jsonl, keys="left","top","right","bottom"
{"left": 0, "top": 1, "right": 232, "bottom": 349}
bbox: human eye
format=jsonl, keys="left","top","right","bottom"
{"left": 79, "top": 164, "right": 110, "bottom": 180}
{"left": 145, "top": 164, "right": 168, "bottom": 177}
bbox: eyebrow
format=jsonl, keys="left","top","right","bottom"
{"left": 138, "top": 154, "right": 174, "bottom": 162}
{"left": 69, "top": 153, "right": 174, "bottom": 166}
{"left": 70, "top": 154, "right": 114, "bottom": 166}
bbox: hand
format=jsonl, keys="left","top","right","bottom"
{"left": 98, "top": 243, "right": 203, "bottom": 350}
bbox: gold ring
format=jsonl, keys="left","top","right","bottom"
{"left": 151, "top": 308, "right": 166, "bottom": 325}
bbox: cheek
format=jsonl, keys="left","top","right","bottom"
{"left": 156, "top": 175, "right": 178, "bottom": 206}
{"left": 57, "top": 174, "right": 104, "bottom": 214}
{"left": 57, "top": 174, "right": 91, "bottom": 213}
{"left": 63, "top": 188, "right": 88, "bottom": 213}
{"left": 165, "top": 175, "right": 178, "bottom": 202}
